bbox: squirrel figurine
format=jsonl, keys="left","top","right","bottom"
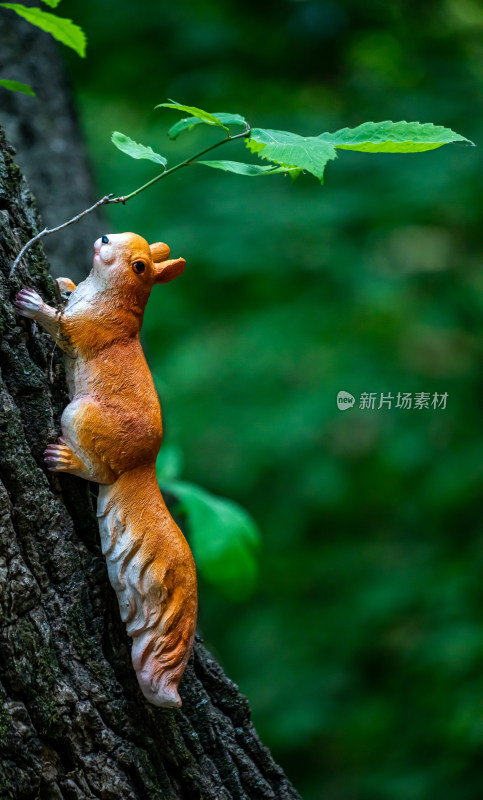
{"left": 15, "top": 232, "right": 197, "bottom": 708}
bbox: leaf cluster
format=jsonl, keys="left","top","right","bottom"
{"left": 112, "top": 100, "right": 473, "bottom": 186}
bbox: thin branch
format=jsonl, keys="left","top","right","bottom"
{"left": 122, "top": 125, "right": 251, "bottom": 202}
{"left": 9, "top": 194, "right": 125, "bottom": 278}
{"left": 9, "top": 125, "right": 251, "bottom": 279}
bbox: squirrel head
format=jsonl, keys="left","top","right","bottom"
{"left": 92, "top": 232, "right": 185, "bottom": 296}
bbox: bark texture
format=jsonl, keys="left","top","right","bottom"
{"left": 0, "top": 131, "right": 301, "bottom": 799}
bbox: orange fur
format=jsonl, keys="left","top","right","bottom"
{"left": 98, "top": 465, "right": 197, "bottom": 704}
{"left": 15, "top": 232, "right": 196, "bottom": 707}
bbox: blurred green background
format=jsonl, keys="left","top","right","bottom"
{"left": 60, "top": 1, "right": 481, "bottom": 797}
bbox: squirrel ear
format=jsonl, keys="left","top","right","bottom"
{"left": 153, "top": 257, "right": 186, "bottom": 284}
{"left": 150, "top": 242, "right": 171, "bottom": 263}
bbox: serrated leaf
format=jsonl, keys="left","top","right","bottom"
{"left": 0, "top": 4, "right": 86, "bottom": 57}
{"left": 111, "top": 131, "right": 167, "bottom": 166}
{"left": 168, "top": 112, "right": 246, "bottom": 140}
{"left": 246, "top": 137, "right": 266, "bottom": 155}
{"left": 155, "top": 101, "right": 229, "bottom": 133}
{"left": 158, "top": 477, "right": 260, "bottom": 602}
{"left": 319, "top": 121, "right": 474, "bottom": 153}
{"left": 0, "top": 79, "right": 35, "bottom": 96}
{"left": 247, "top": 128, "right": 337, "bottom": 183}
{"left": 197, "top": 160, "right": 295, "bottom": 176}
{"left": 40, "top": 0, "right": 62, "bottom": 7}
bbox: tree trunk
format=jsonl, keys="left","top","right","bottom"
{"left": 0, "top": 8, "right": 105, "bottom": 284}
{"left": 0, "top": 125, "right": 300, "bottom": 800}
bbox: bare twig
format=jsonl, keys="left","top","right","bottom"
{"left": 10, "top": 125, "right": 252, "bottom": 279}
{"left": 121, "top": 126, "right": 251, "bottom": 201}
{"left": 9, "top": 194, "right": 125, "bottom": 278}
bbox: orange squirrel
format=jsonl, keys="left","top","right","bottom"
{"left": 15, "top": 232, "right": 197, "bottom": 708}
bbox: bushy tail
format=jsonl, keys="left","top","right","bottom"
{"left": 97, "top": 463, "right": 197, "bottom": 707}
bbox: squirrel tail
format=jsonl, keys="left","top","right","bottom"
{"left": 97, "top": 464, "right": 197, "bottom": 708}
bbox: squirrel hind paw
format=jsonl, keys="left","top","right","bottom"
{"left": 44, "top": 442, "right": 85, "bottom": 474}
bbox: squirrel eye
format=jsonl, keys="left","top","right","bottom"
{"left": 132, "top": 261, "right": 146, "bottom": 275}
{"left": 101, "top": 235, "right": 109, "bottom": 244}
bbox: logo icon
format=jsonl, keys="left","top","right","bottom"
{"left": 337, "top": 391, "right": 355, "bottom": 411}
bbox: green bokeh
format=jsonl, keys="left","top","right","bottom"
{"left": 62, "top": 1, "right": 482, "bottom": 797}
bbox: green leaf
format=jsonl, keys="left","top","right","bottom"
{"left": 319, "top": 121, "right": 474, "bottom": 153}
{"left": 0, "top": 4, "right": 86, "bottom": 57}
{"left": 111, "top": 131, "right": 167, "bottom": 166}
{"left": 158, "top": 477, "right": 261, "bottom": 602}
{"left": 197, "top": 160, "right": 295, "bottom": 176}
{"left": 0, "top": 79, "right": 35, "bottom": 96}
{"left": 155, "top": 101, "right": 230, "bottom": 133}
{"left": 156, "top": 443, "right": 183, "bottom": 481}
{"left": 167, "top": 112, "right": 246, "bottom": 140}
{"left": 247, "top": 128, "right": 338, "bottom": 183}
{"left": 40, "top": 0, "right": 62, "bottom": 7}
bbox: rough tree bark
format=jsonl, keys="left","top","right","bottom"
{"left": 0, "top": 127, "right": 301, "bottom": 800}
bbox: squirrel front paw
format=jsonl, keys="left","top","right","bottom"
{"left": 15, "top": 288, "right": 44, "bottom": 319}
